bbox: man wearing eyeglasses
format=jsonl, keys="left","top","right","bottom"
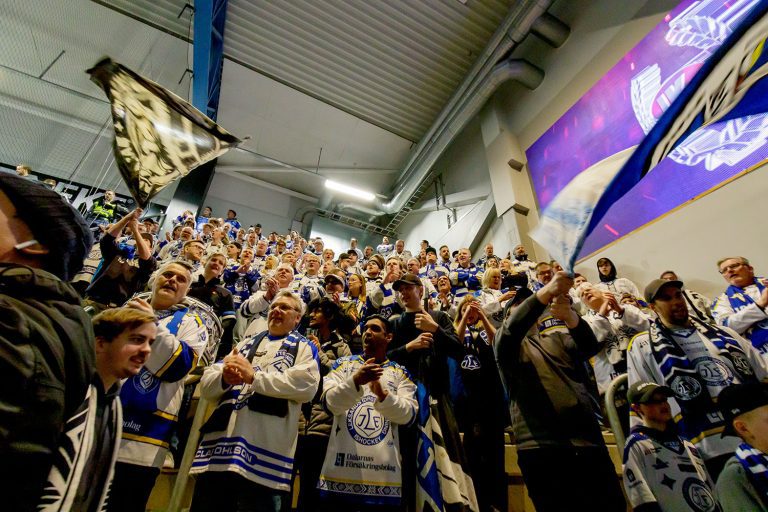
{"left": 189, "top": 291, "right": 320, "bottom": 512}
{"left": 713, "top": 257, "right": 768, "bottom": 358}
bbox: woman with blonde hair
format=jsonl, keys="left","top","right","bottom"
{"left": 479, "top": 268, "right": 518, "bottom": 328}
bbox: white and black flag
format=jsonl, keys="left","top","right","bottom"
{"left": 87, "top": 57, "right": 241, "bottom": 207}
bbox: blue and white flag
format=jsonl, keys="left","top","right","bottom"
{"left": 532, "top": 0, "right": 768, "bottom": 273}
{"left": 415, "top": 382, "right": 478, "bottom": 512}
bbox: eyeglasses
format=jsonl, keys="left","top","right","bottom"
{"left": 719, "top": 262, "right": 745, "bottom": 274}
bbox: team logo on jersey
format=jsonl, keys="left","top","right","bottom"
{"left": 670, "top": 375, "right": 702, "bottom": 401}
{"left": 270, "top": 349, "right": 295, "bottom": 373}
{"left": 693, "top": 357, "right": 732, "bottom": 386}
{"left": 461, "top": 354, "right": 481, "bottom": 371}
{"left": 133, "top": 368, "right": 160, "bottom": 394}
{"left": 682, "top": 478, "right": 717, "bottom": 512}
{"left": 347, "top": 395, "right": 390, "bottom": 446}
{"left": 730, "top": 352, "right": 754, "bottom": 376}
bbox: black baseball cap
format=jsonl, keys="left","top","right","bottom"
{"left": 392, "top": 273, "right": 422, "bottom": 291}
{"left": 719, "top": 382, "right": 768, "bottom": 437}
{"left": 627, "top": 381, "right": 674, "bottom": 405}
{"left": 324, "top": 269, "right": 346, "bottom": 286}
{"left": 425, "top": 246, "right": 437, "bottom": 255}
{"left": 644, "top": 278, "right": 683, "bottom": 303}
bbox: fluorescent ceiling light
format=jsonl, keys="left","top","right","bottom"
{"left": 324, "top": 180, "right": 376, "bottom": 202}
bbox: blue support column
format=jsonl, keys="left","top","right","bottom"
{"left": 162, "top": 0, "right": 228, "bottom": 232}
{"left": 192, "top": 0, "right": 228, "bottom": 120}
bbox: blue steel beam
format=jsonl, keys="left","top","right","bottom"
{"left": 192, "top": 0, "right": 228, "bottom": 120}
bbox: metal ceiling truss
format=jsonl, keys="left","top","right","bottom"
{"left": 313, "top": 208, "right": 397, "bottom": 238}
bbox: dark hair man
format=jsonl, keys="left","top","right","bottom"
{"left": 195, "top": 205, "right": 213, "bottom": 232}
{"left": 0, "top": 174, "right": 94, "bottom": 512}
{"left": 317, "top": 315, "right": 416, "bottom": 510}
{"left": 660, "top": 270, "right": 714, "bottom": 323}
{"left": 85, "top": 208, "right": 155, "bottom": 311}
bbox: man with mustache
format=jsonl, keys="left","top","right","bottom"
{"left": 106, "top": 261, "right": 209, "bottom": 512}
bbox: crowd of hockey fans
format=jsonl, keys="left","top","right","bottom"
{"left": 4, "top": 171, "right": 768, "bottom": 512}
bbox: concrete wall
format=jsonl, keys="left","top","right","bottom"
{"left": 309, "top": 216, "right": 380, "bottom": 258}
{"left": 204, "top": 171, "right": 312, "bottom": 234}
{"left": 398, "top": 118, "right": 495, "bottom": 257}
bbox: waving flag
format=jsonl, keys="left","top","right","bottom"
{"left": 532, "top": 0, "right": 768, "bottom": 272}
{"left": 415, "top": 382, "right": 478, "bottom": 512}
{"left": 87, "top": 57, "right": 241, "bottom": 207}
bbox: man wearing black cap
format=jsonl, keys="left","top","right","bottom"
{"left": 419, "top": 246, "right": 449, "bottom": 289}
{"left": 628, "top": 278, "right": 768, "bottom": 479}
{"left": 0, "top": 174, "right": 95, "bottom": 511}
{"left": 495, "top": 270, "right": 626, "bottom": 512}
{"left": 387, "top": 273, "right": 465, "bottom": 510}
{"left": 623, "top": 381, "right": 718, "bottom": 512}
{"left": 716, "top": 382, "right": 768, "bottom": 511}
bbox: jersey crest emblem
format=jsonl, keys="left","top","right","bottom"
{"left": 346, "top": 394, "right": 390, "bottom": 446}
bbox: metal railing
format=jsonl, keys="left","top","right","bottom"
{"left": 605, "top": 373, "right": 629, "bottom": 449}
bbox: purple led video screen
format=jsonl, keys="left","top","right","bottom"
{"left": 526, "top": 0, "right": 768, "bottom": 258}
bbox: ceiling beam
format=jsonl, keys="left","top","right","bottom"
{"left": 216, "top": 164, "right": 399, "bottom": 175}
{"left": 216, "top": 169, "right": 319, "bottom": 203}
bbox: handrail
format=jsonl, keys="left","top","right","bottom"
{"left": 166, "top": 395, "right": 215, "bottom": 512}
{"left": 605, "top": 373, "right": 629, "bottom": 449}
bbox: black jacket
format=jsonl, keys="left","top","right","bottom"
{"left": 0, "top": 264, "right": 96, "bottom": 511}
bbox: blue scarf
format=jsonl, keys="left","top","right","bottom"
{"left": 736, "top": 442, "right": 768, "bottom": 508}
{"left": 650, "top": 318, "right": 759, "bottom": 441}
{"left": 726, "top": 279, "right": 768, "bottom": 349}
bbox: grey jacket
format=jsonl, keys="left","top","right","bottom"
{"left": 494, "top": 294, "right": 605, "bottom": 450}
{"left": 716, "top": 456, "right": 768, "bottom": 511}
{"left": 300, "top": 333, "right": 351, "bottom": 437}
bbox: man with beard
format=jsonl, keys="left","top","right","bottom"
{"left": 510, "top": 244, "right": 537, "bottom": 288}
{"left": 629, "top": 279, "right": 768, "bottom": 480}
